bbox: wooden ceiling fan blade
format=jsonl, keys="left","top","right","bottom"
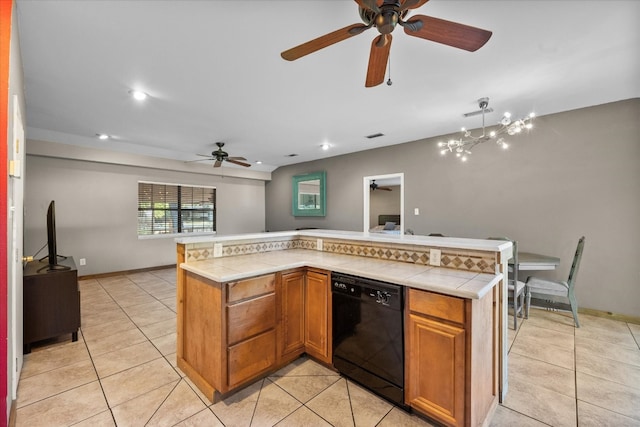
{"left": 365, "top": 34, "right": 392, "bottom": 88}
{"left": 379, "top": 187, "right": 393, "bottom": 191}
{"left": 214, "top": 160, "right": 222, "bottom": 168}
{"left": 281, "top": 24, "right": 370, "bottom": 61}
{"left": 226, "top": 159, "right": 251, "bottom": 167}
{"left": 354, "top": 0, "right": 380, "bottom": 13}
{"left": 403, "top": 15, "right": 492, "bottom": 52}
{"left": 399, "top": 0, "right": 430, "bottom": 12}
{"left": 227, "top": 156, "right": 247, "bottom": 161}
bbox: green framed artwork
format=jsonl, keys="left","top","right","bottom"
{"left": 292, "top": 171, "right": 326, "bottom": 217}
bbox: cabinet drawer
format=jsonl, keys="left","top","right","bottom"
{"left": 409, "top": 289, "right": 465, "bottom": 325}
{"left": 227, "top": 274, "right": 275, "bottom": 303}
{"left": 227, "top": 293, "right": 276, "bottom": 345}
{"left": 228, "top": 329, "right": 277, "bottom": 388}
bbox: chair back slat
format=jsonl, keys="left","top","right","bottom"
{"left": 567, "top": 236, "right": 586, "bottom": 291}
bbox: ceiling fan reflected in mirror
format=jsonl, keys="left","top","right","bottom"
{"left": 281, "top": 0, "right": 492, "bottom": 87}
{"left": 189, "top": 142, "right": 251, "bottom": 168}
{"left": 370, "top": 180, "right": 393, "bottom": 191}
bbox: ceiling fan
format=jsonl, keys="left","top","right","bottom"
{"left": 190, "top": 142, "right": 251, "bottom": 168}
{"left": 370, "top": 180, "right": 393, "bottom": 191}
{"left": 281, "top": 0, "right": 492, "bottom": 87}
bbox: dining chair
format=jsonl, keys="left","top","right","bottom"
{"left": 525, "top": 236, "right": 586, "bottom": 327}
{"left": 488, "top": 237, "right": 526, "bottom": 330}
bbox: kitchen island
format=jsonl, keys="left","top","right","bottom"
{"left": 176, "top": 230, "right": 511, "bottom": 427}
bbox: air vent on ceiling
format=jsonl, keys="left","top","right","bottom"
{"left": 365, "top": 132, "right": 384, "bottom": 139}
{"left": 286, "top": 153, "right": 299, "bottom": 157}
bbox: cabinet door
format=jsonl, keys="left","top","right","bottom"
{"left": 228, "top": 329, "right": 277, "bottom": 389}
{"left": 280, "top": 271, "right": 305, "bottom": 360}
{"left": 407, "top": 313, "right": 465, "bottom": 427}
{"left": 304, "top": 270, "right": 331, "bottom": 363}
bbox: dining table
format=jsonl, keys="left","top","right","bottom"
{"left": 513, "top": 251, "right": 561, "bottom": 271}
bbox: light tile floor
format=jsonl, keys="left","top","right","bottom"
{"left": 14, "top": 268, "right": 640, "bottom": 426}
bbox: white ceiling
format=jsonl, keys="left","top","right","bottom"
{"left": 16, "top": 0, "right": 640, "bottom": 173}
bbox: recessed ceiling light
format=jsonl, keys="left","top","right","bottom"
{"left": 321, "top": 143, "right": 330, "bottom": 151}
{"left": 96, "top": 133, "right": 109, "bottom": 140}
{"left": 129, "top": 90, "right": 148, "bottom": 101}
{"left": 256, "top": 160, "right": 263, "bottom": 164}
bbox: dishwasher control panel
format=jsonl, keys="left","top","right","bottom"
{"left": 331, "top": 273, "right": 403, "bottom": 310}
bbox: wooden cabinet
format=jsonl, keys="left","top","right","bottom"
{"left": 407, "top": 304, "right": 466, "bottom": 426}
{"left": 279, "top": 270, "right": 305, "bottom": 363}
{"left": 23, "top": 257, "right": 80, "bottom": 354}
{"left": 405, "top": 288, "right": 498, "bottom": 427}
{"left": 304, "top": 269, "right": 331, "bottom": 364}
{"left": 178, "top": 267, "right": 332, "bottom": 402}
{"left": 177, "top": 271, "right": 277, "bottom": 401}
{"left": 226, "top": 275, "right": 277, "bottom": 388}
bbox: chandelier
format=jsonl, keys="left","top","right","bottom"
{"left": 438, "top": 97, "right": 535, "bottom": 161}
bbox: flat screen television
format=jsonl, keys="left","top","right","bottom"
{"left": 42, "top": 200, "right": 70, "bottom": 272}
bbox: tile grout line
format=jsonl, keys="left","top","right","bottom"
{"left": 88, "top": 273, "right": 184, "bottom": 425}
{"left": 78, "top": 279, "right": 121, "bottom": 426}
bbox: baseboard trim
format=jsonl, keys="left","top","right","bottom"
{"left": 8, "top": 398, "right": 16, "bottom": 426}
{"left": 578, "top": 307, "right": 640, "bottom": 325}
{"left": 78, "top": 264, "right": 176, "bottom": 281}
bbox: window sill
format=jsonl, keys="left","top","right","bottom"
{"left": 138, "top": 232, "right": 217, "bottom": 240}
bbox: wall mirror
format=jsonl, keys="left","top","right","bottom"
{"left": 363, "top": 173, "right": 404, "bottom": 234}
{"left": 292, "top": 171, "right": 326, "bottom": 216}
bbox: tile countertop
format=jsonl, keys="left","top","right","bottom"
{"left": 180, "top": 249, "right": 503, "bottom": 300}
{"left": 175, "top": 229, "right": 513, "bottom": 253}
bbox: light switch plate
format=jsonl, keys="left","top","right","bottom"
{"left": 414, "top": 208, "right": 419, "bottom": 215}
{"left": 213, "top": 243, "right": 223, "bottom": 258}
{"left": 430, "top": 249, "right": 441, "bottom": 266}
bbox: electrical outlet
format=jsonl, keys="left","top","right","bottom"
{"left": 79, "top": 258, "right": 86, "bottom": 266}
{"left": 213, "top": 243, "right": 223, "bottom": 257}
{"left": 317, "top": 239, "right": 323, "bottom": 251}
{"left": 429, "top": 249, "right": 441, "bottom": 266}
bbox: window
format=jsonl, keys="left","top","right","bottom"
{"left": 137, "top": 182, "right": 216, "bottom": 236}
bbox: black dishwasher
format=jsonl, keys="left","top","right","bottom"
{"left": 332, "top": 272, "right": 404, "bottom": 406}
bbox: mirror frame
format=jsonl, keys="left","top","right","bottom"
{"left": 292, "top": 171, "right": 326, "bottom": 217}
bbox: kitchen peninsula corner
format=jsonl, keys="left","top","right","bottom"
{"left": 176, "top": 230, "right": 511, "bottom": 427}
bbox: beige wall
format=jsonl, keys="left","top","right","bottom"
{"left": 24, "top": 155, "right": 266, "bottom": 276}
{"left": 266, "top": 99, "right": 640, "bottom": 317}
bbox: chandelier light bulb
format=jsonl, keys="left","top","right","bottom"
{"left": 504, "top": 112, "right": 511, "bottom": 118}
{"left": 529, "top": 112, "right": 536, "bottom": 118}
{"left": 440, "top": 149, "right": 448, "bottom": 155}
{"left": 461, "top": 156, "right": 468, "bottom": 162}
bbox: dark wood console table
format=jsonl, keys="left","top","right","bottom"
{"left": 23, "top": 257, "right": 80, "bottom": 354}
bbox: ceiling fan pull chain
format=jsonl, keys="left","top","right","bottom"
{"left": 387, "top": 51, "right": 393, "bottom": 86}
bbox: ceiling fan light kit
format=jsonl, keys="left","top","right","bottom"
{"left": 438, "top": 97, "right": 535, "bottom": 162}
{"left": 280, "top": 0, "right": 492, "bottom": 87}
